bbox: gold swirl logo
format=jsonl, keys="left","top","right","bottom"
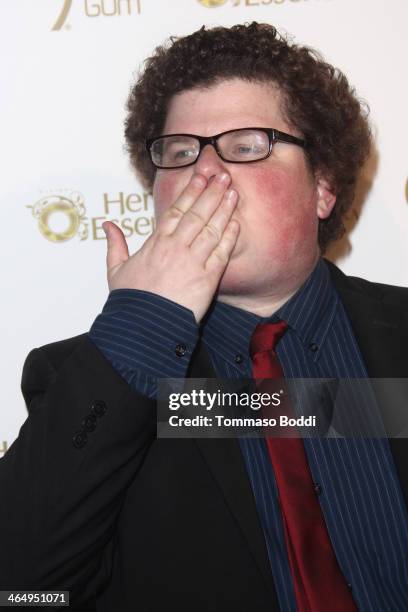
{"left": 27, "top": 192, "right": 88, "bottom": 243}
{"left": 197, "top": 0, "right": 228, "bottom": 7}
{"left": 52, "top": 0, "right": 73, "bottom": 30}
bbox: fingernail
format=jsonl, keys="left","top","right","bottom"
{"left": 216, "top": 172, "right": 230, "bottom": 184}
{"left": 192, "top": 175, "right": 206, "bottom": 188}
{"left": 226, "top": 189, "right": 238, "bottom": 201}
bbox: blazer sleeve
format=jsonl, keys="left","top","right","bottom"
{"left": 0, "top": 334, "right": 156, "bottom": 606}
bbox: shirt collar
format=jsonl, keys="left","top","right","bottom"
{"left": 275, "top": 257, "right": 338, "bottom": 352}
{"left": 201, "top": 258, "right": 338, "bottom": 366}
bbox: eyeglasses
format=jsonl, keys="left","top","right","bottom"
{"left": 146, "top": 127, "right": 306, "bottom": 169}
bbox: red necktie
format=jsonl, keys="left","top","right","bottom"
{"left": 250, "top": 321, "right": 357, "bottom": 612}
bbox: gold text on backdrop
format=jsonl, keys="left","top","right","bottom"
{"left": 26, "top": 190, "right": 154, "bottom": 242}
{"left": 52, "top": 0, "right": 141, "bottom": 30}
{"left": 198, "top": 0, "right": 329, "bottom": 7}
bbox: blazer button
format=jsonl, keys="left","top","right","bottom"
{"left": 82, "top": 414, "right": 97, "bottom": 432}
{"left": 72, "top": 430, "right": 88, "bottom": 449}
{"left": 91, "top": 400, "right": 107, "bottom": 417}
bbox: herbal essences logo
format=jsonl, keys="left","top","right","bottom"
{"left": 27, "top": 189, "right": 155, "bottom": 243}
{"left": 197, "top": 0, "right": 315, "bottom": 7}
{"left": 52, "top": 0, "right": 141, "bottom": 31}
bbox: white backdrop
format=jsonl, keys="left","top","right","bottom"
{"left": 1, "top": 0, "right": 407, "bottom": 454}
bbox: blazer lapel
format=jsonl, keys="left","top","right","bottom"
{"left": 327, "top": 261, "right": 408, "bottom": 377}
{"left": 327, "top": 260, "right": 408, "bottom": 509}
{"left": 188, "top": 342, "right": 280, "bottom": 608}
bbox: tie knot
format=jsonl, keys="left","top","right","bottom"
{"left": 250, "top": 320, "right": 288, "bottom": 357}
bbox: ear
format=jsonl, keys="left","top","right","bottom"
{"left": 316, "top": 176, "right": 336, "bottom": 219}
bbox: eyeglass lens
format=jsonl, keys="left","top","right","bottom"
{"left": 150, "top": 129, "right": 270, "bottom": 167}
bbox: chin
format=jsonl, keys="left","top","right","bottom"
{"left": 217, "top": 260, "right": 260, "bottom": 296}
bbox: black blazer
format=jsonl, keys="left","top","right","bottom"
{"left": 1, "top": 261, "right": 407, "bottom": 611}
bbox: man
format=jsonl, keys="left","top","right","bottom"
{"left": 1, "top": 22, "right": 407, "bottom": 611}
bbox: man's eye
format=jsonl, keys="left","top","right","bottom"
{"left": 164, "top": 147, "right": 196, "bottom": 163}
{"left": 233, "top": 144, "right": 262, "bottom": 156}
{"left": 238, "top": 146, "right": 253, "bottom": 154}
{"left": 173, "top": 149, "right": 194, "bottom": 159}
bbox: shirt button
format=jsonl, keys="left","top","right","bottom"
{"left": 347, "top": 583, "right": 353, "bottom": 591}
{"left": 309, "top": 342, "right": 319, "bottom": 353}
{"left": 314, "top": 483, "right": 322, "bottom": 495}
{"left": 234, "top": 354, "right": 243, "bottom": 364}
{"left": 175, "top": 343, "right": 187, "bottom": 357}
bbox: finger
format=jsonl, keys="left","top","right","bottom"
{"left": 205, "top": 219, "right": 240, "bottom": 274}
{"left": 103, "top": 221, "right": 129, "bottom": 271}
{"left": 190, "top": 189, "right": 238, "bottom": 260}
{"left": 172, "top": 172, "right": 231, "bottom": 245}
{"left": 158, "top": 174, "right": 208, "bottom": 235}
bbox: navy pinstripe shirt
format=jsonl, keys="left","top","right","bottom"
{"left": 90, "top": 259, "right": 408, "bottom": 611}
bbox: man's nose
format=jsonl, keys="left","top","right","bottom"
{"left": 193, "top": 144, "right": 228, "bottom": 181}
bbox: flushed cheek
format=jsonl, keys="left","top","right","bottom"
{"left": 245, "top": 166, "right": 292, "bottom": 207}
{"left": 261, "top": 208, "right": 318, "bottom": 264}
{"left": 245, "top": 164, "right": 314, "bottom": 212}
{"left": 241, "top": 168, "right": 318, "bottom": 259}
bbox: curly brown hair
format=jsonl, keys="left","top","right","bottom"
{"left": 124, "top": 22, "right": 372, "bottom": 252}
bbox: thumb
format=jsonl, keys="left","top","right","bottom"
{"left": 103, "top": 221, "right": 129, "bottom": 271}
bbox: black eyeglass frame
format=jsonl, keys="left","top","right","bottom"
{"left": 145, "top": 127, "right": 306, "bottom": 169}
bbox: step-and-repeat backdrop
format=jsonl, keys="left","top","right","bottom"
{"left": 1, "top": 0, "right": 407, "bottom": 453}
